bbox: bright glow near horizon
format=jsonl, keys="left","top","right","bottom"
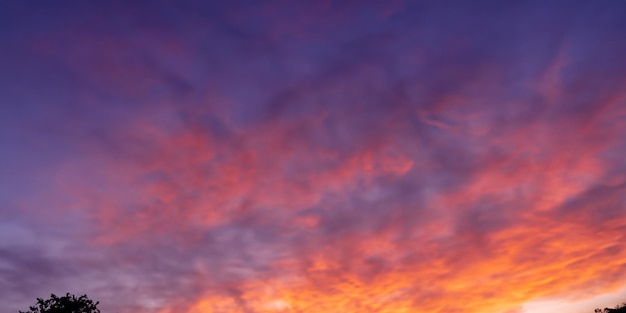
{"left": 523, "top": 286, "right": 626, "bottom": 313}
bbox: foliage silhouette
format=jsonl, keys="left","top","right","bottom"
{"left": 595, "top": 302, "right": 626, "bottom": 313}
{"left": 19, "top": 293, "right": 100, "bottom": 313}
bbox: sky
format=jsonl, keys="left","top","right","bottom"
{"left": 1, "top": 1, "right": 626, "bottom": 313}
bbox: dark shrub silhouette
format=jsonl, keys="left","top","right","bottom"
{"left": 595, "top": 302, "right": 626, "bottom": 313}
{"left": 19, "top": 293, "right": 100, "bottom": 313}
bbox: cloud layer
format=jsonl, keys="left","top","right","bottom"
{"left": 1, "top": 1, "right": 626, "bottom": 313}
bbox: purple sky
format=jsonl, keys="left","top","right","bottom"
{"left": 1, "top": 1, "right": 626, "bottom": 313}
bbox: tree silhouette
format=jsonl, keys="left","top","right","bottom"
{"left": 595, "top": 302, "right": 626, "bottom": 313}
{"left": 19, "top": 293, "right": 100, "bottom": 313}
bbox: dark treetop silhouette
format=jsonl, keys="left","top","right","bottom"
{"left": 595, "top": 302, "right": 626, "bottom": 313}
{"left": 19, "top": 293, "right": 100, "bottom": 313}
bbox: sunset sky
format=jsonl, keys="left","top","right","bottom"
{"left": 1, "top": 1, "right": 626, "bottom": 313}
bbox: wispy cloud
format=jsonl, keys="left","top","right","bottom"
{"left": 1, "top": 1, "right": 626, "bottom": 313}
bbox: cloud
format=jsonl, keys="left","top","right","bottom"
{"left": 1, "top": 1, "right": 626, "bottom": 313}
